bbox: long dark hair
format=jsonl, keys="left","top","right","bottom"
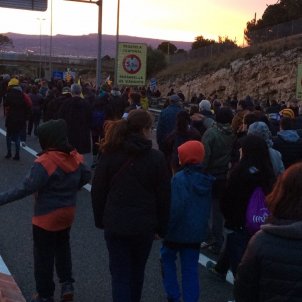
{"left": 232, "top": 135, "right": 275, "bottom": 191}
{"left": 176, "top": 110, "right": 191, "bottom": 135}
{"left": 266, "top": 162, "right": 302, "bottom": 220}
{"left": 100, "top": 109, "right": 152, "bottom": 153}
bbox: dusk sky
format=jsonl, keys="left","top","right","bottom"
{"left": 0, "top": 0, "right": 277, "bottom": 44}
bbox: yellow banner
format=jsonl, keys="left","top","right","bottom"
{"left": 296, "top": 63, "right": 302, "bottom": 100}
{"left": 117, "top": 42, "right": 147, "bottom": 86}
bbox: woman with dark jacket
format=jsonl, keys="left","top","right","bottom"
{"left": 234, "top": 162, "right": 302, "bottom": 302}
{"left": 206, "top": 135, "right": 275, "bottom": 279}
{"left": 162, "top": 110, "right": 201, "bottom": 175}
{"left": 91, "top": 109, "right": 170, "bottom": 302}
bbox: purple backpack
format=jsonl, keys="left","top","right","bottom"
{"left": 245, "top": 187, "right": 270, "bottom": 235}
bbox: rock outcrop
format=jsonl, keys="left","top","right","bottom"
{"left": 158, "top": 48, "right": 302, "bottom": 102}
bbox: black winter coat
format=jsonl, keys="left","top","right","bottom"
{"left": 91, "top": 134, "right": 171, "bottom": 237}
{"left": 220, "top": 163, "right": 273, "bottom": 231}
{"left": 234, "top": 220, "right": 302, "bottom": 302}
{"left": 273, "top": 131, "right": 302, "bottom": 168}
{"left": 4, "top": 87, "right": 29, "bottom": 134}
{"left": 58, "top": 96, "right": 92, "bottom": 154}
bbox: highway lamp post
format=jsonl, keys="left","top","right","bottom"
{"left": 65, "top": 0, "right": 103, "bottom": 89}
{"left": 114, "top": 0, "right": 120, "bottom": 87}
{"left": 37, "top": 17, "right": 46, "bottom": 79}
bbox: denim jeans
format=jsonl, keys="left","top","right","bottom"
{"left": 160, "top": 245, "right": 200, "bottom": 302}
{"left": 104, "top": 230, "right": 154, "bottom": 302}
{"left": 33, "top": 225, "right": 74, "bottom": 298}
{"left": 6, "top": 132, "right": 21, "bottom": 155}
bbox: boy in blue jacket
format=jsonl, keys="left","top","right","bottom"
{"left": 161, "top": 140, "right": 214, "bottom": 302}
{"left": 0, "top": 119, "right": 91, "bottom": 302}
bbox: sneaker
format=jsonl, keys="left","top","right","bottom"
{"left": 206, "top": 261, "right": 226, "bottom": 281}
{"left": 13, "top": 154, "right": 20, "bottom": 161}
{"left": 60, "top": 282, "right": 74, "bottom": 302}
{"left": 30, "top": 293, "right": 54, "bottom": 302}
{"left": 5, "top": 153, "right": 11, "bottom": 159}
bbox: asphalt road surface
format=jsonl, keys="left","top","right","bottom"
{"left": 0, "top": 109, "right": 233, "bottom": 302}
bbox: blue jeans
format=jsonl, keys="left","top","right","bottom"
{"left": 160, "top": 245, "right": 200, "bottom": 302}
{"left": 104, "top": 230, "right": 154, "bottom": 302}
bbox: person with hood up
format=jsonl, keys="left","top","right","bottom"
{"left": 91, "top": 109, "right": 170, "bottom": 302}
{"left": 161, "top": 140, "right": 214, "bottom": 302}
{"left": 247, "top": 121, "right": 285, "bottom": 176}
{"left": 3, "top": 77, "right": 30, "bottom": 160}
{"left": 0, "top": 119, "right": 91, "bottom": 302}
{"left": 273, "top": 117, "right": 302, "bottom": 168}
{"left": 234, "top": 162, "right": 302, "bottom": 302}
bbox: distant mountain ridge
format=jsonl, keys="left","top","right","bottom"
{"left": 5, "top": 32, "right": 192, "bottom": 58}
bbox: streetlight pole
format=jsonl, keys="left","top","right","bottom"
{"left": 96, "top": 0, "right": 103, "bottom": 89}
{"left": 49, "top": 0, "right": 53, "bottom": 80}
{"left": 64, "top": 0, "right": 103, "bottom": 89}
{"left": 37, "top": 17, "right": 46, "bottom": 79}
{"left": 114, "top": 0, "right": 120, "bottom": 87}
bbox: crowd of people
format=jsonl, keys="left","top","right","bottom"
{"left": 0, "top": 74, "right": 302, "bottom": 302}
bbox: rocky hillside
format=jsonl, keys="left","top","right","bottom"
{"left": 157, "top": 39, "right": 302, "bottom": 102}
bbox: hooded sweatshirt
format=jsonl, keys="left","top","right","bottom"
{"left": 0, "top": 119, "right": 91, "bottom": 231}
{"left": 273, "top": 130, "right": 302, "bottom": 168}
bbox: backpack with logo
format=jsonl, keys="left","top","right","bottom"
{"left": 245, "top": 186, "right": 270, "bottom": 235}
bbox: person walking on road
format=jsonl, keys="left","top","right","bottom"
{"left": 161, "top": 140, "right": 214, "bottom": 302}
{"left": 91, "top": 109, "right": 170, "bottom": 302}
{"left": 3, "top": 78, "right": 30, "bottom": 160}
{"left": 0, "top": 119, "right": 91, "bottom": 302}
{"left": 58, "top": 83, "right": 92, "bottom": 155}
{"left": 234, "top": 162, "right": 302, "bottom": 302}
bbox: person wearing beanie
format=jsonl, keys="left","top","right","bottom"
{"left": 0, "top": 119, "right": 91, "bottom": 302}
{"left": 3, "top": 77, "right": 30, "bottom": 160}
{"left": 161, "top": 140, "right": 215, "bottom": 302}
{"left": 279, "top": 108, "right": 295, "bottom": 120}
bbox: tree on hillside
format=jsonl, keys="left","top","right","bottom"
{"left": 157, "top": 42, "right": 177, "bottom": 55}
{"left": 244, "top": 0, "right": 302, "bottom": 45}
{"left": 0, "top": 34, "right": 13, "bottom": 50}
{"left": 191, "top": 35, "right": 215, "bottom": 50}
{"left": 218, "top": 36, "right": 238, "bottom": 48}
{"left": 147, "top": 46, "right": 166, "bottom": 77}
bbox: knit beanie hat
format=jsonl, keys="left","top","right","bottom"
{"left": 199, "top": 99, "right": 211, "bottom": 112}
{"left": 247, "top": 121, "right": 273, "bottom": 147}
{"left": 279, "top": 108, "right": 295, "bottom": 119}
{"left": 8, "top": 78, "right": 19, "bottom": 87}
{"left": 178, "top": 140, "right": 205, "bottom": 166}
{"left": 37, "top": 119, "right": 71, "bottom": 152}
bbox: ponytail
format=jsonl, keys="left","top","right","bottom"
{"left": 101, "top": 119, "right": 128, "bottom": 153}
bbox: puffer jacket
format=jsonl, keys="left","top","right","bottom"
{"left": 234, "top": 219, "right": 302, "bottom": 302}
{"left": 91, "top": 133, "right": 171, "bottom": 237}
